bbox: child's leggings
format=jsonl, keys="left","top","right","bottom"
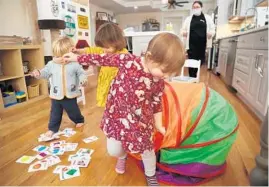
{"left": 107, "top": 137, "right": 156, "bottom": 177}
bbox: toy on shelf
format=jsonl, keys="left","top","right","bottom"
{"left": 16, "top": 91, "right": 27, "bottom": 103}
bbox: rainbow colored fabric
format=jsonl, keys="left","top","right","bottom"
{"left": 131, "top": 82, "right": 238, "bottom": 185}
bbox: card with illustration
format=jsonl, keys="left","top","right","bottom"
{"left": 44, "top": 155, "right": 61, "bottom": 167}
{"left": 28, "top": 160, "right": 48, "bottom": 172}
{"left": 38, "top": 133, "right": 60, "bottom": 142}
{"left": 50, "top": 140, "right": 66, "bottom": 147}
{"left": 33, "top": 145, "right": 48, "bottom": 152}
{"left": 60, "top": 167, "right": 80, "bottom": 180}
{"left": 63, "top": 143, "right": 78, "bottom": 152}
{"left": 71, "top": 157, "right": 90, "bottom": 168}
{"left": 77, "top": 148, "right": 94, "bottom": 156}
{"left": 49, "top": 147, "right": 65, "bottom": 155}
{"left": 36, "top": 151, "right": 49, "bottom": 160}
{"left": 16, "top": 155, "right": 36, "bottom": 164}
{"left": 53, "top": 165, "right": 69, "bottom": 174}
{"left": 83, "top": 136, "right": 98, "bottom": 143}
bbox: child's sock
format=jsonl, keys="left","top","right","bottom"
{"left": 115, "top": 156, "right": 127, "bottom": 174}
{"left": 146, "top": 175, "right": 159, "bottom": 186}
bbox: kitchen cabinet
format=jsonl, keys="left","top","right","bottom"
{"left": 246, "top": 50, "right": 268, "bottom": 116}
{"left": 132, "top": 36, "right": 152, "bottom": 56}
{"left": 232, "top": 28, "right": 268, "bottom": 119}
{"left": 218, "top": 48, "right": 228, "bottom": 77}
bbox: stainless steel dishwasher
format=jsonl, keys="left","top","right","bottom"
{"left": 224, "top": 37, "right": 238, "bottom": 87}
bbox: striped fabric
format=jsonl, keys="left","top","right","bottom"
{"left": 146, "top": 175, "right": 159, "bottom": 186}
{"left": 115, "top": 158, "right": 127, "bottom": 174}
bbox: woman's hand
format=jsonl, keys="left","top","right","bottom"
{"left": 159, "top": 126, "right": 166, "bottom": 136}
{"left": 183, "top": 31, "right": 188, "bottom": 37}
{"left": 63, "top": 52, "right": 78, "bottom": 63}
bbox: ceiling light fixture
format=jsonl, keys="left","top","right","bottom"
{"left": 134, "top": 6, "right": 138, "bottom": 9}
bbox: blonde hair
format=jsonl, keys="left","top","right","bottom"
{"left": 95, "top": 23, "right": 126, "bottom": 51}
{"left": 146, "top": 33, "right": 185, "bottom": 75}
{"left": 52, "top": 36, "right": 74, "bottom": 57}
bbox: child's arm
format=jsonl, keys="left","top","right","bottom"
{"left": 152, "top": 80, "right": 166, "bottom": 135}
{"left": 64, "top": 53, "right": 135, "bottom": 68}
{"left": 31, "top": 62, "right": 52, "bottom": 79}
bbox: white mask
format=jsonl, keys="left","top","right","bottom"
{"left": 193, "top": 8, "right": 202, "bottom": 16}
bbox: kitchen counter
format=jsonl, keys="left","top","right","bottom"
{"left": 217, "top": 25, "right": 268, "bottom": 40}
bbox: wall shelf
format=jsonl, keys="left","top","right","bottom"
{"left": 0, "top": 45, "right": 48, "bottom": 110}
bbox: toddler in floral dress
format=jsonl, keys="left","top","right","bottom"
{"left": 64, "top": 33, "right": 185, "bottom": 186}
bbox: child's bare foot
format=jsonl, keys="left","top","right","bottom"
{"left": 44, "top": 130, "right": 55, "bottom": 138}
{"left": 76, "top": 123, "right": 84, "bottom": 128}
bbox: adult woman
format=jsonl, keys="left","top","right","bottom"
{"left": 182, "top": 1, "right": 215, "bottom": 77}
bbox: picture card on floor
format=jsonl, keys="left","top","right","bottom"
{"left": 36, "top": 151, "right": 50, "bottom": 160}
{"left": 44, "top": 155, "right": 61, "bottom": 167}
{"left": 63, "top": 143, "right": 78, "bottom": 152}
{"left": 60, "top": 167, "right": 80, "bottom": 180}
{"left": 77, "top": 148, "right": 94, "bottom": 156}
{"left": 33, "top": 145, "right": 48, "bottom": 152}
{"left": 50, "top": 140, "right": 66, "bottom": 147}
{"left": 28, "top": 160, "right": 48, "bottom": 172}
{"left": 53, "top": 165, "right": 69, "bottom": 174}
{"left": 71, "top": 157, "right": 90, "bottom": 168}
{"left": 49, "top": 147, "right": 65, "bottom": 155}
{"left": 83, "top": 136, "right": 98, "bottom": 143}
{"left": 38, "top": 133, "right": 60, "bottom": 142}
{"left": 16, "top": 155, "right": 36, "bottom": 164}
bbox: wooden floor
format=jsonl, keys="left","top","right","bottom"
{"left": 0, "top": 68, "right": 261, "bottom": 186}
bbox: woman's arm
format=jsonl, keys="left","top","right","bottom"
{"left": 206, "top": 15, "right": 216, "bottom": 38}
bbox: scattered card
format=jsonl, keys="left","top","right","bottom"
{"left": 28, "top": 160, "right": 48, "bottom": 172}
{"left": 49, "top": 146, "right": 65, "bottom": 156}
{"left": 71, "top": 157, "right": 90, "bottom": 168}
{"left": 33, "top": 145, "right": 48, "bottom": 152}
{"left": 16, "top": 155, "right": 36, "bottom": 164}
{"left": 60, "top": 166, "right": 80, "bottom": 180}
{"left": 50, "top": 140, "right": 66, "bottom": 147}
{"left": 44, "top": 155, "right": 61, "bottom": 167}
{"left": 38, "top": 133, "right": 60, "bottom": 142}
{"left": 83, "top": 136, "right": 98, "bottom": 143}
{"left": 36, "top": 151, "right": 49, "bottom": 160}
{"left": 53, "top": 165, "right": 69, "bottom": 174}
{"left": 63, "top": 143, "right": 78, "bottom": 152}
{"left": 77, "top": 148, "right": 94, "bottom": 156}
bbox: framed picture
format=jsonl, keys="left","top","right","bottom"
{"left": 96, "top": 12, "right": 107, "bottom": 20}
{"left": 77, "top": 15, "right": 89, "bottom": 29}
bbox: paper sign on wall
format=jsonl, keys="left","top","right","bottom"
{"left": 77, "top": 15, "right": 89, "bottom": 29}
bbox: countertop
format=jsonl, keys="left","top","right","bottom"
{"left": 124, "top": 31, "right": 173, "bottom": 37}
{"left": 217, "top": 25, "right": 268, "bottom": 40}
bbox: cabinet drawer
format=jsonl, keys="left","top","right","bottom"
{"left": 237, "top": 34, "right": 254, "bottom": 49}
{"left": 253, "top": 30, "right": 268, "bottom": 50}
{"left": 232, "top": 69, "right": 249, "bottom": 94}
{"left": 234, "top": 49, "right": 254, "bottom": 74}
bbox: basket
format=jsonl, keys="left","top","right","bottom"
{"left": 27, "top": 84, "right": 40, "bottom": 98}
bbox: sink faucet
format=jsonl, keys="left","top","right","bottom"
{"left": 245, "top": 7, "right": 258, "bottom": 29}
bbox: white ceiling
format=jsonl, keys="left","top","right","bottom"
{"left": 88, "top": 0, "right": 216, "bottom": 15}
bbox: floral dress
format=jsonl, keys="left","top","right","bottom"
{"left": 78, "top": 53, "right": 164, "bottom": 154}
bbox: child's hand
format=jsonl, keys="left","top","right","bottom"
{"left": 63, "top": 52, "right": 78, "bottom": 63}
{"left": 80, "top": 79, "right": 88, "bottom": 87}
{"left": 71, "top": 48, "right": 85, "bottom": 55}
{"left": 30, "top": 69, "right": 41, "bottom": 78}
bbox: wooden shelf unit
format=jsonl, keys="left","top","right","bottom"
{"left": 0, "top": 45, "right": 48, "bottom": 109}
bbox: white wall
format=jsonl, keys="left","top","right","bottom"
{"left": 0, "top": 0, "right": 33, "bottom": 38}
{"left": 89, "top": 3, "right": 114, "bottom": 45}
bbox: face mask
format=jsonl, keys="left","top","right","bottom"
{"left": 193, "top": 8, "right": 202, "bottom": 16}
